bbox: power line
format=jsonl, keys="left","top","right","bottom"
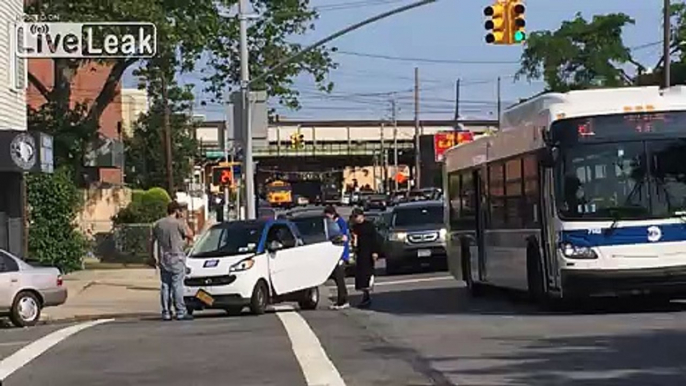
{"left": 334, "top": 50, "right": 521, "bottom": 64}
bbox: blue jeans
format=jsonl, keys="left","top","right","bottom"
{"left": 160, "top": 253, "right": 187, "bottom": 318}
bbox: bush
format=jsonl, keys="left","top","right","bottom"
{"left": 113, "top": 187, "right": 171, "bottom": 225}
{"left": 27, "top": 168, "right": 88, "bottom": 273}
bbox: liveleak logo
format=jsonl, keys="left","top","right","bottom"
{"left": 15, "top": 22, "right": 157, "bottom": 58}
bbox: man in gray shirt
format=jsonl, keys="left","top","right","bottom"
{"left": 151, "top": 201, "right": 194, "bottom": 321}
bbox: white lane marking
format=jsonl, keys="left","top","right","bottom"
{"left": 329, "top": 275, "right": 453, "bottom": 289}
{"left": 0, "top": 319, "right": 113, "bottom": 381}
{"left": 274, "top": 305, "right": 346, "bottom": 386}
{"left": 0, "top": 341, "right": 30, "bottom": 347}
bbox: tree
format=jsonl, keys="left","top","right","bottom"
{"left": 26, "top": 169, "right": 88, "bottom": 273}
{"left": 516, "top": 5, "right": 686, "bottom": 92}
{"left": 516, "top": 13, "right": 637, "bottom": 92}
{"left": 123, "top": 84, "right": 199, "bottom": 192}
{"left": 26, "top": 0, "right": 337, "bottom": 170}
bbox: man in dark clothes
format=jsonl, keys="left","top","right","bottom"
{"left": 350, "top": 208, "right": 381, "bottom": 308}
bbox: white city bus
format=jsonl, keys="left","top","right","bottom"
{"left": 443, "top": 86, "right": 686, "bottom": 302}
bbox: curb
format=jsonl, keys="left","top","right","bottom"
{"left": 39, "top": 312, "right": 159, "bottom": 325}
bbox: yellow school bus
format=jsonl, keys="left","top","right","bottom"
{"left": 266, "top": 180, "right": 293, "bottom": 208}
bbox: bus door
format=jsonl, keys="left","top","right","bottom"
{"left": 474, "top": 168, "right": 487, "bottom": 281}
{"left": 539, "top": 164, "right": 560, "bottom": 290}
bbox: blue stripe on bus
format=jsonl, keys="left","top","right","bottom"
{"left": 561, "top": 223, "right": 686, "bottom": 247}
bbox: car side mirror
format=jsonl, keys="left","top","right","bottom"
{"left": 267, "top": 240, "right": 284, "bottom": 252}
{"left": 541, "top": 146, "right": 559, "bottom": 168}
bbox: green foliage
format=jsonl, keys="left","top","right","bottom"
{"left": 123, "top": 96, "right": 199, "bottom": 192}
{"left": 518, "top": 6, "right": 686, "bottom": 92}
{"left": 26, "top": 169, "right": 87, "bottom": 273}
{"left": 113, "top": 188, "right": 171, "bottom": 225}
{"left": 517, "top": 13, "right": 636, "bottom": 92}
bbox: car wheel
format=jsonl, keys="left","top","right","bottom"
{"left": 10, "top": 291, "right": 41, "bottom": 327}
{"left": 225, "top": 306, "right": 243, "bottom": 316}
{"left": 250, "top": 280, "right": 269, "bottom": 315}
{"left": 298, "top": 287, "right": 319, "bottom": 310}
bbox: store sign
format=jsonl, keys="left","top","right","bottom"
{"left": 0, "top": 131, "right": 54, "bottom": 173}
{"left": 434, "top": 131, "right": 474, "bottom": 162}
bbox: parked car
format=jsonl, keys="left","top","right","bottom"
{"left": 383, "top": 201, "right": 447, "bottom": 274}
{"left": 0, "top": 249, "right": 67, "bottom": 327}
{"left": 184, "top": 219, "right": 344, "bottom": 315}
{"left": 363, "top": 193, "right": 389, "bottom": 211}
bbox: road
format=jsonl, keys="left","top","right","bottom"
{"left": 2, "top": 268, "right": 686, "bottom": 386}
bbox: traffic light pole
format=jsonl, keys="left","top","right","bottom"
{"left": 241, "top": 0, "right": 437, "bottom": 219}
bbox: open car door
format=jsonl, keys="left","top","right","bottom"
{"left": 267, "top": 222, "right": 344, "bottom": 296}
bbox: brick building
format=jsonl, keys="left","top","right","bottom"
{"left": 26, "top": 60, "right": 124, "bottom": 185}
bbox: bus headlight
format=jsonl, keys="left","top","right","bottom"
{"left": 389, "top": 232, "right": 407, "bottom": 242}
{"left": 560, "top": 243, "right": 597, "bottom": 259}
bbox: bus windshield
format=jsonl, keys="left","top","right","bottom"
{"left": 267, "top": 183, "right": 290, "bottom": 193}
{"left": 556, "top": 139, "right": 686, "bottom": 220}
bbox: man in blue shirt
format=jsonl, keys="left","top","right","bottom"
{"left": 324, "top": 206, "right": 350, "bottom": 309}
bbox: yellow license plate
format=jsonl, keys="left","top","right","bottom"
{"left": 196, "top": 289, "right": 215, "bottom": 306}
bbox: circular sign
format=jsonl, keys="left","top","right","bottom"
{"left": 10, "top": 133, "right": 36, "bottom": 171}
{"left": 647, "top": 226, "right": 662, "bottom": 243}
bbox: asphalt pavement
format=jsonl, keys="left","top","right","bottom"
{"left": 3, "top": 266, "right": 686, "bottom": 385}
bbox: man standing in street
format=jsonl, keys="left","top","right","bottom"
{"left": 350, "top": 208, "right": 381, "bottom": 308}
{"left": 324, "top": 206, "right": 350, "bottom": 310}
{"left": 151, "top": 201, "right": 194, "bottom": 321}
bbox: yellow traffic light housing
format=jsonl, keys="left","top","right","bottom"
{"left": 509, "top": 1, "right": 526, "bottom": 44}
{"left": 484, "top": 2, "right": 508, "bottom": 45}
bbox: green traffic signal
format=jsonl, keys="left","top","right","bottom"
{"left": 514, "top": 30, "right": 526, "bottom": 42}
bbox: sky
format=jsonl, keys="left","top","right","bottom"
{"left": 123, "top": 0, "right": 666, "bottom": 122}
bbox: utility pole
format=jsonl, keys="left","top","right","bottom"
{"left": 380, "top": 123, "right": 386, "bottom": 193}
{"left": 664, "top": 0, "right": 671, "bottom": 89}
{"left": 413, "top": 67, "right": 421, "bottom": 190}
{"left": 238, "top": 0, "right": 255, "bottom": 219}
{"left": 161, "top": 72, "right": 174, "bottom": 196}
{"left": 497, "top": 76, "right": 502, "bottom": 124}
{"left": 241, "top": 0, "right": 437, "bottom": 213}
{"left": 391, "top": 97, "right": 399, "bottom": 192}
{"left": 453, "top": 78, "right": 460, "bottom": 125}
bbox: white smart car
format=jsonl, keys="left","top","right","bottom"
{"left": 184, "top": 218, "right": 343, "bottom": 315}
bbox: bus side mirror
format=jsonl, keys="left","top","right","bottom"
{"left": 541, "top": 147, "right": 559, "bottom": 168}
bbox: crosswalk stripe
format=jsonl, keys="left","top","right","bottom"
{"left": 0, "top": 319, "right": 113, "bottom": 381}
{"left": 274, "top": 305, "right": 346, "bottom": 386}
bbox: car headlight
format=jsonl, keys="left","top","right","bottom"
{"left": 230, "top": 258, "right": 255, "bottom": 272}
{"left": 439, "top": 228, "right": 447, "bottom": 241}
{"left": 560, "top": 243, "right": 598, "bottom": 259}
{"left": 389, "top": 232, "right": 407, "bottom": 242}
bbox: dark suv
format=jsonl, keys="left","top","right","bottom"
{"left": 383, "top": 201, "right": 447, "bottom": 274}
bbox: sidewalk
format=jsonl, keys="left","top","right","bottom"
{"left": 42, "top": 217, "right": 222, "bottom": 322}
{"left": 41, "top": 268, "right": 161, "bottom": 322}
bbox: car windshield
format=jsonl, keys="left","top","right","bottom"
{"left": 291, "top": 216, "right": 324, "bottom": 236}
{"left": 189, "top": 223, "right": 264, "bottom": 258}
{"left": 556, "top": 139, "right": 686, "bottom": 220}
{"left": 393, "top": 206, "right": 443, "bottom": 227}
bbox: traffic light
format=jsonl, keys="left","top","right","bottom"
{"left": 509, "top": 1, "right": 526, "bottom": 44}
{"left": 212, "top": 164, "right": 233, "bottom": 186}
{"left": 484, "top": 2, "right": 508, "bottom": 45}
{"left": 290, "top": 132, "right": 305, "bottom": 148}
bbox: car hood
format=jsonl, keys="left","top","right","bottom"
{"left": 185, "top": 253, "right": 256, "bottom": 277}
{"left": 390, "top": 223, "right": 444, "bottom": 233}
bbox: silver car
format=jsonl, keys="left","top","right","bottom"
{"left": 0, "top": 249, "right": 67, "bottom": 327}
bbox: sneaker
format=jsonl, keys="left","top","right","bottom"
{"left": 329, "top": 302, "right": 350, "bottom": 310}
{"left": 162, "top": 314, "right": 172, "bottom": 321}
{"left": 176, "top": 314, "right": 194, "bottom": 321}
